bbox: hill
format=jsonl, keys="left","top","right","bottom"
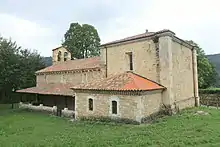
{"left": 207, "top": 53, "right": 220, "bottom": 87}
{"left": 207, "top": 54, "right": 220, "bottom": 75}
{"left": 41, "top": 57, "right": 52, "bottom": 67}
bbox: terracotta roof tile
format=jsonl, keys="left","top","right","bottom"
{"left": 36, "top": 56, "right": 103, "bottom": 74}
{"left": 16, "top": 83, "right": 75, "bottom": 96}
{"left": 71, "top": 71, "right": 165, "bottom": 91}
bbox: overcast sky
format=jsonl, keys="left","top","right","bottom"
{"left": 0, "top": 0, "right": 219, "bottom": 57}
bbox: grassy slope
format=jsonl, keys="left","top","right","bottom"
{"left": 1, "top": 105, "right": 220, "bottom": 147}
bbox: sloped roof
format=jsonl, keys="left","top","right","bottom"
{"left": 16, "top": 83, "right": 75, "bottom": 96}
{"left": 52, "top": 46, "right": 63, "bottom": 51}
{"left": 36, "top": 57, "right": 103, "bottom": 74}
{"left": 71, "top": 71, "right": 165, "bottom": 92}
{"left": 100, "top": 29, "right": 175, "bottom": 46}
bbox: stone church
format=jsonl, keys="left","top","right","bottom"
{"left": 17, "top": 29, "right": 199, "bottom": 123}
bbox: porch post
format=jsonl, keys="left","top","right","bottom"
{"left": 20, "top": 94, "right": 23, "bottom": 102}
{"left": 54, "top": 96, "right": 57, "bottom": 106}
{"left": 65, "top": 96, "right": 68, "bottom": 108}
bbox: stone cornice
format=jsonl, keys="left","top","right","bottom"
{"left": 72, "top": 88, "right": 163, "bottom": 96}
{"left": 36, "top": 67, "right": 101, "bottom": 75}
{"left": 172, "top": 36, "right": 197, "bottom": 50}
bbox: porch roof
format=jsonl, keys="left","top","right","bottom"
{"left": 16, "top": 83, "right": 75, "bottom": 96}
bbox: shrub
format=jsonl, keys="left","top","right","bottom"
{"left": 79, "top": 116, "right": 140, "bottom": 125}
{"left": 199, "top": 88, "right": 220, "bottom": 94}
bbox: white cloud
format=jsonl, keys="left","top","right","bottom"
{"left": 0, "top": 13, "right": 59, "bottom": 56}
{"left": 100, "top": 0, "right": 220, "bottom": 55}
{"left": 1, "top": 0, "right": 219, "bottom": 56}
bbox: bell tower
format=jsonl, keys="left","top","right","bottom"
{"left": 52, "top": 46, "right": 71, "bottom": 64}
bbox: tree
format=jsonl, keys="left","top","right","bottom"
{"left": 0, "top": 36, "right": 45, "bottom": 103}
{"left": 18, "top": 49, "right": 45, "bottom": 89}
{"left": 186, "top": 40, "right": 219, "bottom": 88}
{"left": 62, "top": 23, "right": 101, "bottom": 59}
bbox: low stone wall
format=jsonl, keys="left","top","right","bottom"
{"left": 199, "top": 93, "right": 220, "bottom": 107}
{"left": 19, "top": 102, "right": 75, "bottom": 118}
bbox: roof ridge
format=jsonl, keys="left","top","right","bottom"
{"left": 100, "top": 29, "right": 176, "bottom": 47}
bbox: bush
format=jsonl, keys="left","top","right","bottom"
{"left": 199, "top": 88, "right": 220, "bottom": 94}
{"left": 79, "top": 116, "right": 140, "bottom": 125}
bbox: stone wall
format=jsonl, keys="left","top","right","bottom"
{"left": 171, "top": 41, "right": 195, "bottom": 109}
{"left": 36, "top": 70, "right": 105, "bottom": 86}
{"left": 174, "top": 97, "right": 195, "bottom": 110}
{"left": 200, "top": 93, "right": 220, "bottom": 107}
{"left": 103, "top": 40, "right": 158, "bottom": 82}
{"left": 75, "top": 92, "right": 141, "bottom": 121}
{"left": 36, "top": 74, "right": 46, "bottom": 86}
{"left": 141, "top": 91, "right": 162, "bottom": 117}
{"left": 158, "top": 34, "right": 195, "bottom": 110}
{"left": 172, "top": 41, "right": 194, "bottom": 103}
{"left": 19, "top": 102, "right": 75, "bottom": 118}
{"left": 75, "top": 91, "right": 163, "bottom": 122}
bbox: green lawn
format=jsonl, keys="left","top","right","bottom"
{"left": 1, "top": 105, "right": 220, "bottom": 147}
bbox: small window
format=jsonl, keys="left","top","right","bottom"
{"left": 57, "top": 51, "right": 62, "bottom": 61}
{"left": 89, "top": 98, "right": 93, "bottom": 111}
{"left": 112, "top": 101, "right": 117, "bottom": 114}
{"left": 64, "top": 52, "right": 68, "bottom": 61}
{"left": 126, "top": 52, "right": 133, "bottom": 71}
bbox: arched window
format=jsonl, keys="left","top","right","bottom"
{"left": 64, "top": 52, "right": 68, "bottom": 61}
{"left": 89, "top": 98, "right": 93, "bottom": 111}
{"left": 57, "top": 51, "right": 62, "bottom": 61}
{"left": 112, "top": 101, "right": 117, "bottom": 114}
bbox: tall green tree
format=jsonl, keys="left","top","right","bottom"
{"left": 186, "top": 40, "right": 218, "bottom": 88}
{"left": 0, "top": 36, "right": 45, "bottom": 103}
{"left": 62, "top": 23, "right": 101, "bottom": 59}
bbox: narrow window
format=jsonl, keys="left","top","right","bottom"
{"left": 129, "top": 53, "right": 133, "bottom": 70}
{"left": 112, "top": 101, "right": 117, "bottom": 114}
{"left": 126, "top": 52, "right": 133, "bottom": 70}
{"left": 64, "top": 52, "right": 68, "bottom": 61}
{"left": 57, "top": 51, "right": 62, "bottom": 61}
{"left": 89, "top": 98, "right": 93, "bottom": 111}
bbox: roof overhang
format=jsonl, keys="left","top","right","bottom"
{"left": 16, "top": 84, "right": 75, "bottom": 97}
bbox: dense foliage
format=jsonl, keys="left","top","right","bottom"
{"left": 0, "top": 36, "right": 45, "bottom": 102}
{"left": 62, "top": 22, "right": 101, "bottom": 59}
{"left": 186, "top": 40, "right": 219, "bottom": 88}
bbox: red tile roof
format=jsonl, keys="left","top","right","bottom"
{"left": 101, "top": 29, "right": 175, "bottom": 46}
{"left": 36, "top": 57, "right": 103, "bottom": 74}
{"left": 71, "top": 71, "right": 165, "bottom": 92}
{"left": 16, "top": 83, "right": 75, "bottom": 96}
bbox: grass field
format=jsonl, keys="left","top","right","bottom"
{"left": 1, "top": 105, "right": 220, "bottom": 147}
